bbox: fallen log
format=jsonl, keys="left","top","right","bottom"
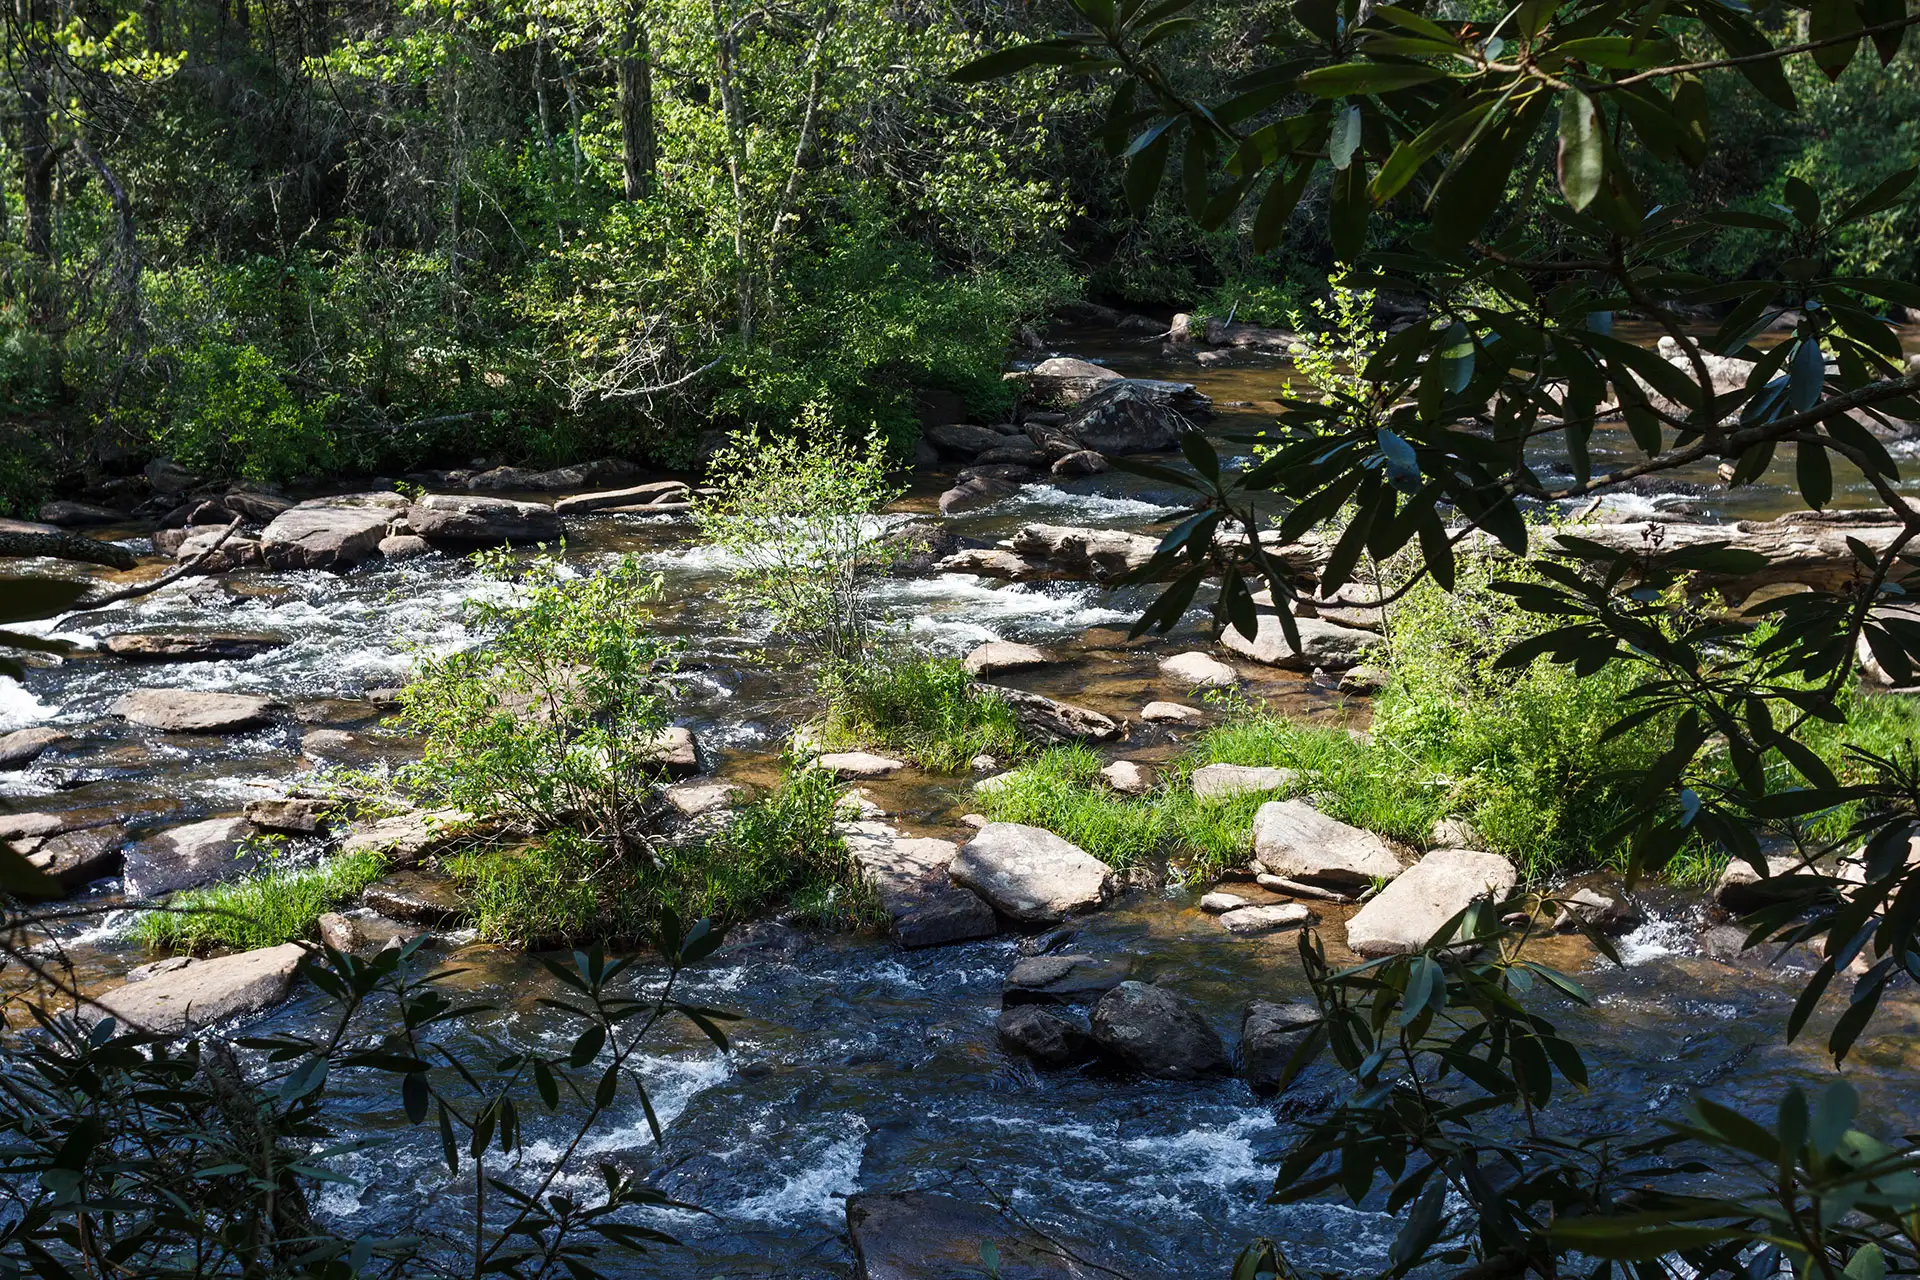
{"left": 0, "top": 518, "right": 137, "bottom": 570}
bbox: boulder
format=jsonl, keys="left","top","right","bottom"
{"left": 337, "top": 809, "right": 468, "bottom": 862}
{"left": 938, "top": 476, "right": 1022, "bottom": 515}
{"left": 978, "top": 685, "right": 1122, "bottom": 742}
{"left": 361, "top": 870, "right": 466, "bottom": 926}
{"left": 951, "top": 823, "right": 1115, "bottom": 924}
{"left": 1199, "top": 891, "right": 1247, "bottom": 914}
{"left": 842, "top": 821, "right": 997, "bottom": 949}
{"left": 1062, "top": 379, "right": 1203, "bottom": 455}
{"left": 1141, "top": 700, "right": 1204, "bottom": 725}
{"left": 963, "top": 641, "right": 1054, "bottom": 678}
{"left": 817, "top": 751, "right": 907, "bottom": 779}
{"left": 1252, "top": 800, "right": 1406, "bottom": 891}
{"left": 244, "top": 797, "right": 332, "bottom": 834}
{"left": 552, "top": 481, "right": 691, "bottom": 514}
{"left": 1023, "top": 356, "right": 1125, "bottom": 406}
{"left": 1051, "top": 450, "right": 1109, "bottom": 477}
{"left": 1339, "top": 664, "right": 1388, "bottom": 695}
{"left": 1241, "top": 998, "right": 1321, "bottom": 1093}
{"left": 407, "top": 494, "right": 561, "bottom": 545}
{"left": 663, "top": 778, "right": 746, "bottom": 818}
{"left": 1099, "top": 760, "right": 1155, "bottom": 795}
{"left": 260, "top": 499, "right": 397, "bottom": 570}
{"left": 1160, "top": 650, "right": 1237, "bottom": 689}
{"left": 1001, "top": 953, "right": 1131, "bottom": 1005}
{"left": 1714, "top": 854, "right": 1809, "bottom": 914}
{"left": 39, "top": 500, "right": 128, "bottom": 527}
{"left": 847, "top": 1190, "right": 1113, "bottom": 1280}
{"left": 81, "top": 942, "right": 307, "bottom": 1035}
{"left": 122, "top": 816, "right": 260, "bottom": 898}
{"left": 377, "top": 534, "right": 432, "bottom": 561}
{"left": 25, "top": 825, "right": 127, "bottom": 890}
{"left": 643, "top": 726, "right": 701, "bottom": 778}
{"left": 1344, "top": 848, "right": 1519, "bottom": 958}
{"left": 1089, "top": 981, "right": 1230, "bottom": 1080}
{"left": 923, "top": 423, "right": 1005, "bottom": 457}
{"left": 1217, "top": 903, "right": 1313, "bottom": 935}
{"left": 144, "top": 457, "right": 204, "bottom": 494}
{"left": 996, "top": 1005, "right": 1092, "bottom": 1067}
{"left": 318, "top": 909, "right": 428, "bottom": 953}
{"left": 1192, "top": 763, "right": 1295, "bottom": 802}
{"left": 113, "top": 690, "right": 276, "bottom": 734}
{"left": 222, "top": 486, "right": 295, "bottom": 522}
{"left": 977, "top": 441, "right": 1047, "bottom": 466}
{"left": 1555, "top": 886, "right": 1642, "bottom": 933}
{"left": 0, "top": 726, "right": 72, "bottom": 769}
{"left": 172, "top": 528, "right": 265, "bottom": 572}
{"left": 1220, "top": 611, "right": 1376, "bottom": 671}
{"left": 104, "top": 632, "right": 285, "bottom": 663}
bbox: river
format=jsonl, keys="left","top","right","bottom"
{"left": 4, "top": 327, "right": 1920, "bottom": 1275}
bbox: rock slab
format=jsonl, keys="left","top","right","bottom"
{"left": 1191, "top": 763, "right": 1295, "bottom": 802}
{"left": 1220, "top": 611, "right": 1375, "bottom": 671}
{"left": 122, "top": 817, "right": 259, "bottom": 897}
{"left": 114, "top": 690, "right": 276, "bottom": 734}
{"left": 962, "top": 640, "right": 1054, "bottom": 678}
{"left": 1252, "top": 800, "right": 1405, "bottom": 891}
{"left": 949, "top": 824, "right": 1114, "bottom": 924}
{"left": 1344, "top": 848, "right": 1519, "bottom": 957}
{"left": 83, "top": 943, "right": 307, "bottom": 1035}
{"left": 843, "top": 821, "right": 996, "bottom": 949}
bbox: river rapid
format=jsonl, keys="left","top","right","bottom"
{"left": 6, "top": 328, "right": 1920, "bottom": 1276}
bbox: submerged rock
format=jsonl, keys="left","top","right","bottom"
{"left": 1090, "top": 981, "right": 1230, "bottom": 1079}
{"left": 950, "top": 823, "right": 1115, "bottom": 924}
{"left": 1002, "top": 953, "right": 1130, "bottom": 1005}
{"left": 407, "top": 494, "right": 561, "bottom": 545}
{"left": 1344, "top": 848, "right": 1519, "bottom": 957}
{"left": 1252, "top": 800, "right": 1406, "bottom": 892}
{"left": 1241, "top": 998, "right": 1321, "bottom": 1093}
{"left": 114, "top": 690, "right": 276, "bottom": 733}
{"left": 962, "top": 640, "right": 1054, "bottom": 678}
{"left": 122, "top": 816, "right": 259, "bottom": 898}
{"left": 1219, "top": 611, "right": 1375, "bottom": 671}
{"left": 996, "top": 1005, "right": 1092, "bottom": 1067}
{"left": 82, "top": 942, "right": 308, "bottom": 1035}
{"left": 361, "top": 870, "right": 466, "bottom": 926}
{"left": 104, "top": 632, "right": 285, "bottom": 663}
{"left": 1191, "top": 763, "right": 1295, "bottom": 802}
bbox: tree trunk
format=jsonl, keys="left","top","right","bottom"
{"left": 618, "top": 10, "right": 655, "bottom": 201}
{"left": 17, "top": 0, "right": 57, "bottom": 266}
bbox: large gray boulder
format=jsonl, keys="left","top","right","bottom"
{"left": 122, "top": 817, "right": 259, "bottom": 898}
{"left": 949, "top": 823, "right": 1114, "bottom": 923}
{"left": 923, "top": 422, "right": 1004, "bottom": 458}
{"left": 1062, "top": 379, "right": 1203, "bottom": 455}
{"left": 1714, "top": 854, "right": 1809, "bottom": 914}
{"left": 81, "top": 943, "right": 307, "bottom": 1035}
{"left": 1024, "top": 356, "right": 1124, "bottom": 406}
{"left": 1160, "top": 650, "right": 1237, "bottom": 688}
{"left": 1344, "top": 848, "right": 1518, "bottom": 957}
{"left": 1090, "top": 981, "right": 1230, "bottom": 1080}
{"left": 977, "top": 685, "right": 1121, "bottom": 742}
{"left": 1220, "top": 610, "right": 1376, "bottom": 671}
{"left": 113, "top": 690, "right": 276, "bottom": 733}
{"left": 1252, "top": 800, "right": 1406, "bottom": 891}
{"left": 361, "top": 870, "right": 467, "bottom": 925}
{"left": 1241, "top": 998, "right": 1321, "bottom": 1093}
{"left": 26, "top": 826, "right": 127, "bottom": 891}
{"left": 407, "top": 494, "right": 561, "bottom": 545}
{"left": 260, "top": 496, "right": 401, "bottom": 570}
{"left": 843, "top": 821, "right": 997, "bottom": 949}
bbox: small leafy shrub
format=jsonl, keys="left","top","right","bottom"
{"left": 397, "top": 553, "right": 679, "bottom": 854}
{"left": 134, "top": 848, "right": 387, "bottom": 953}
{"left": 149, "top": 337, "right": 338, "bottom": 482}
{"left": 695, "top": 402, "right": 906, "bottom": 667}
{"left": 820, "top": 654, "right": 1027, "bottom": 773}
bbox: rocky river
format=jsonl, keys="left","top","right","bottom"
{"left": 5, "top": 326, "right": 1920, "bottom": 1276}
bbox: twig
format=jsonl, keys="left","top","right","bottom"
{"left": 62, "top": 518, "right": 244, "bottom": 617}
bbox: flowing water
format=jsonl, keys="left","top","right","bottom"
{"left": 6, "top": 327, "right": 1920, "bottom": 1275}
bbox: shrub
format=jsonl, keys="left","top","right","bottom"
{"left": 396, "top": 553, "right": 679, "bottom": 854}
{"left": 133, "top": 848, "right": 387, "bottom": 953}
{"left": 695, "top": 402, "right": 906, "bottom": 667}
{"left": 819, "top": 654, "right": 1027, "bottom": 773}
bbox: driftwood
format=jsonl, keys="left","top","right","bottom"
{"left": 67, "top": 519, "right": 245, "bottom": 612}
{"left": 934, "top": 522, "right": 1327, "bottom": 585}
{"left": 1537, "top": 514, "right": 1912, "bottom": 593}
{"left": 0, "top": 518, "right": 137, "bottom": 570}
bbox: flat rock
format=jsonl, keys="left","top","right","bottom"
{"left": 104, "top": 633, "right": 285, "bottom": 663}
{"left": 244, "top": 797, "right": 332, "bottom": 834}
{"left": 1002, "top": 953, "right": 1131, "bottom": 1005}
{"left": 0, "top": 726, "right": 73, "bottom": 769}
{"left": 338, "top": 809, "right": 467, "bottom": 862}
{"left": 1217, "top": 903, "right": 1314, "bottom": 935}
{"left": 82, "top": 943, "right": 307, "bottom": 1035}
{"left": 1199, "top": 891, "right": 1248, "bottom": 914}
{"left": 260, "top": 500, "right": 395, "bottom": 570}
{"left": 26, "top": 825, "right": 127, "bottom": 891}
{"left": 1090, "top": 981, "right": 1230, "bottom": 1080}
{"left": 122, "top": 816, "right": 259, "bottom": 897}
{"left": 643, "top": 726, "right": 701, "bottom": 778}
{"left": 978, "top": 684, "right": 1121, "bottom": 742}
{"left": 1099, "top": 760, "right": 1155, "bottom": 795}
{"left": 1555, "top": 886, "right": 1642, "bottom": 933}
{"left": 361, "top": 870, "right": 467, "bottom": 925}
{"left": 996, "top": 1005, "right": 1091, "bottom": 1067}
{"left": 817, "top": 751, "right": 907, "bottom": 779}
{"left": 1220, "top": 611, "right": 1376, "bottom": 671}
{"left": 977, "top": 442, "right": 1047, "bottom": 466}
{"left": 1252, "top": 800, "right": 1406, "bottom": 891}
{"left": 842, "top": 821, "right": 996, "bottom": 949}
{"left": 923, "top": 422, "right": 1004, "bottom": 457}
{"left": 1160, "top": 651, "right": 1237, "bottom": 688}
{"left": 847, "top": 1190, "right": 1113, "bottom": 1280}
{"left": 1242, "top": 998, "right": 1321, "bottom": 1093}
{"left": 1344, "top": 848, "right": 1519, "bottom": 958}
{"left": 114, "top": 690, "right": 276, "bottom": 734}
{"left": 553, "top": 481, "right": 690, "bottom": 514}
{"left": 950, "top": 823, "right": 1115, "bottom": 924}
{"left": 1141, "top": 700, "right": 1204, "bottom": 724}
{"left": 407, "top": 494, "right": 561, "bottom": 545}
{"left": 663, "top": 778, "right": 746, "bottom": 817}
{"left": 938, "top": 476, "right": 1021, "bottom": 515}
{"left": 1192, "top": 763, "right": 1295, "bottom": 802}
{"left": 962, "top": 640, "right": 1054, "bottom": 678}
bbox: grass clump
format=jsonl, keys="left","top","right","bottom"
{"left": 449, "top": 765, "right": 865, "bottom": 947}
{"left": 134, "top": 850, "right": 388, "bottom": 953}
{"left": 820, "top": 654, "right": 1028, "bottom": 773}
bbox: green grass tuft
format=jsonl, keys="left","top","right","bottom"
{"left": 135, "top": 850, "right": 389, "bottom": 954}
{"left": 820, "top": 654, "right": 1028, "bottom": 773}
